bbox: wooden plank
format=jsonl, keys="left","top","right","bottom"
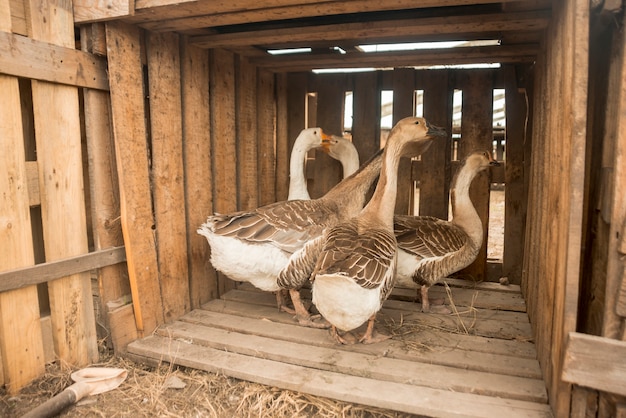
{"left": 236, "top": 56, "right": 258, "bottom": 211}
{"left": 189, "top": 11, "right": 550, "bottom": 49}
{"left": 147, "top": 31, "right": 190, "bottom": 322}
{"left": 256, "top": 69, "right": 277, "bottom": 206}
{"left": 392, "top": 68, "right": 416, "bottom": 215}
{"left": 107, "top": 302, "right": 138, "bottom": 353}
{"left": 274, "top": 73, "right": 290, "bottom": 202}
{"left": 562, "top": 332, "right": 626, "bottom": 397}
{"left": 311, "top": 73, "right": 346, "bottom": 198}
{"left": 73, "top": 0, "right": 133, "bottom": 23}
{"left": 106, "top": 21, "right": 164, "bottom": 336}
{"left": 0, "top": 43, "right": 46, "bottom": 391}
{"left": 0, "top": 247, "right": 126, "bottom": 292}
{"left": 0, "top": 31, "right": 108, "bottom": 90}
{"left": 127, "top": 335, "right": 553, "bottom": 418}
{"left": 503, "top": 65, "right": 527, "bottom": 285}
{"left": 457, "top": 70, "right": 495, "bottom": 281}
{"left": 158, "top": 320, "right": 548, "bottom": 403}
{"left": 180, "top": 41, "right": 218, "bottom": 309}
{"left": 419, "top": 70, "right": 453, "bottom": 219}
{"left": 210, "top": 48, "right": 238, "bottom": 296}
{"left": 28, "top": 0, "right": 97, "bottom": 366}
{"left": 439, "top": 277, "right": 522, "bottom": 293}
{"left": 351, "top": 71, "right": 381, "bottom": 160}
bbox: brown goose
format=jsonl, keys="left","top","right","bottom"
{"left": 197, "top": 143, "right": 383, "bottom": 328}
{"left": 279, "top": 117, "right": 445, "bottom": 344}
{"left": 394, "top": 150, "right": 501, "bottom": 312}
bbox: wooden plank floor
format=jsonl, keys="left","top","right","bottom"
{"left": 126, "top": 279, "right": 553, "bottom": 418}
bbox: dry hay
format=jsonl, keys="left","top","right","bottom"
{"left": 1, "top": 352, "right": 421, "bottom": 418}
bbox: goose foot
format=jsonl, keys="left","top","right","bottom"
{"left": 418, "top": 285, "right": 447, "bottom": 313}
{"left": 276, "top": 290, "right": 296, "bottom": 315}
{"left": 358, "top": 315, "right": 391, "bottom": 344}
{"left": 330, "top": 326, "right": 358, "bottom": 345}
{"left": 289, "top": 289, "right": 330, "bottom": 328}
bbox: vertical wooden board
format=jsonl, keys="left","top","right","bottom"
{"left": 352, "top": 71, "right": 381, "bottom": 161}
{"left": 28, "top": 0, "right": 98, "bottom": 366}
{"left": 80, "top": 27, "right": 130, "bottom": 346}
{"left": 420, "top": 70, "right": 453, "bottom": 220}
{"left": 257, "top": 69, "right": 276, "bottom": 206}
{"left": 275, "top": 73, "right": 290, "bottom": 202}
{"left": 146, "top": 31, "right": 190, "bottom": 322}
{"left": 503, "top": 65, "right": 528, "bottom": 286}
{"left": 311, "top": 73, "right": 346, "bottom": 198}
{"left": 210, "top": 48, "right": 237, "bottom": 295}
{"left": 181, "top": 42, "right": 218, "bottom": 309}
{"left": 236, "top": 56, "right": 258, "bottom": 211}
{"left": 106, "top": 21, "right": 164, "bottom": 336}
{"left": 0, "top": 74, "right": 46, "bottom": 393}
{"left": 457, "top": 70, "right": 495, "bottom": 281}
{"left": 392, "top": 68, "right": 416, "bottom": 215}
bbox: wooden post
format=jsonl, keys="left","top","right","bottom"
{"left": 28, "top": 0, "right": 98, "bottom": 366}
{"left": 181, "top": 42, "right": 217, "bottom": 309}
{"left": 106, "top": 21, "right": 165, "bottom": 336}
{"left": 257, "top": 69, "right": 277, "bottom": 206}
{"left": 0, "top": 1, "right": 46, "bottom": 390}
{"left": 281, "top": 72, "right": 308, "bottom": 201}
{"left": 457, "top": 70, "right": 495, "bottom": 281}
{"left": 352, "top": 71, "right": 381, "bottom": 160}
{"left": 392, "top": 68, "right": 416, "bottom": 215}
{"left": 236, "top": 56, "right": 259, "bottom": 211}
{"left": 146, "top": 31, "right": 190, "bottom": 322}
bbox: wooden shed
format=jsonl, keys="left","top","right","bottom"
{"left": 1, "top": 0, "right": 626, "bottom": 416}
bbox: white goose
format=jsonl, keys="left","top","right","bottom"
{"left": 394, "top": 150, "right": 501, "bottom": 312}
{"left": 279, "top": 117, "right": 445, "bottom": 344}
{"left": 198, "top": 138, "right": 383, "bottom": 328}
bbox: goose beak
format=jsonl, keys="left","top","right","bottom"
{"left": 320, "top": 131, "right": 333, "bottom": 153}
{"left": 488, "top": 153, "right": 501, "bottom": 167}
{"left": 426, "top": 123, "right": 447, "bottom": 137}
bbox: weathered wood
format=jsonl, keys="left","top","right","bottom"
{"left": 0, "top": 247, "right": 126, "bottom": 293}
{"left": 256, "top": 69, "right": 277, "bottom": 206}
{"left": 236, "top": 56, "right": 258, "bottom": 211}
{"left": 180, "top": 41, "right": 217, "bottom": 309}
{"left": 73, "top": 0, "right": 133, "bottom": 23}
{"left": 419, "top": 70, "right": 453, "bottom": 219}
{"left": 392, "top": 68, "right": 416, "bottom": 215}
{"left": 562, "top": 332, "right": 626, "bottom": 397}
{"left": 0, "top": 31, "right": 109, "bottom": 90}
{"left": 210, "top": 48, "right": 238, "bottom": 296}
{"left": 351, "top": 71, "right": 381, "bottom": 160}
{"left": 0, "top": 48, "right": 46, "bottom": 392}
{"left": 107, "top": 302, "right": 138, "bottom": 354}
{"left": 457, "top": 70, "right": 495, "bottom": 281}
{"left": 106, "top": 21, "right": 164, "bottom": 336}
{"left": 189, "top": 11, "right": 550, "bottom": 49}
{"left": 28, "top": 0, "right": 98, "bottom": 367}
{"left": 146, "top": 31, "right": 190, "bottom": 322}
{"left": 127, "top": 335, "right": 552, "bottom": 418}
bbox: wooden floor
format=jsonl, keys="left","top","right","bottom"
{"left": 126, "top": 279, "right": 553, "bottom": 418}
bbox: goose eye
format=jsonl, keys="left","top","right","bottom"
{"left": 414, "top": 120, "right": 420, "bottom": 125}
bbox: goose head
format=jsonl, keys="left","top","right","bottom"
{"left": 464, "top": 150, "right": 501, "bottom": 173}
{"left": 293, "top": 127, "right": 331, "bottom": 153}
{"left": 321, "top": 135, "right": 361, "bottom": 178}
{"left": 388, "top": 116, "right": 447, "bottom": 157}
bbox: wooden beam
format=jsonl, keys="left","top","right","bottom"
{"left": 0, "top": 247, "right": 127, "bottom": 293}
{"left": 190, "top": 11, "right": 550, "bottom": 49}
{"left": 392, "top": 68, "right": 415, "bottom": 215}
{"left": 73, "top": 0, "right": 133, "bottom": 23}
{"left": 0, "top": 31, "right": 109, "bottom": 90}
{"left": 562, "top": 332, "right": 626, "bottom": 397}
{"left": 250, "top": 44, "right": 539, "bottom": 72}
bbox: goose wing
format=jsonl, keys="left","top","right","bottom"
{"left": 206, "top": 199, "right": 341, "bottom": 254}
{"left": 394, "top": 215, "right": 468, "bottom": 258}
{"left": 315, "top": 221, "right": 396, "bottom": 290}
{"left": 277, "top": 235, "right": 325, "bottom": 290}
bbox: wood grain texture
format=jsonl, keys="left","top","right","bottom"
{"left": 106, "top": 21, "right": 164, "bottom": 336}
{"left": 257, "top": 69, "right": 277, "bottom": 206}
{"left": 236, "top": 56, "right": 259, "bottom": 211}
{"left": 351, "top": 71, "right": 381, "bottom": 161}
{"left": 73, "top": 0, "right": 133, "bottom": 23}
{"left": 147, "top": 31, "right": 190, "bottom": 322}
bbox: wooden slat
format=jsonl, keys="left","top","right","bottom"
{"left": 181, "top": 42, "right": 218, "bottom": 309}
{"left": 562, "top": 332, "right": 626, "bottom": 397}
{"left": 73, "top": 0, "right": 133, "bottom": 23}
{"left": 127, "top": 334, "right": 552, "bottom": 418}
{"left": 189, "top": 11, "right": 550, "bottom": 49}
{"left": 28, "top": 0, "right": 98, "bottom": 367}
{"left": 274, "top": 73, "right": 290, "bottom": 202}
{"left": 236, "top": 56, "right": 259, "bottom": 211}
{"left": 0, "top": 31, "right": 108, "bottom": 90}
{"left": 0, "top": 247, "right": 126, "bottom": 293}
{"left": 0, "top": 24, "right": 46, "bottom": 390}
{"left": 106, "top": 21, "right": 165, "bottom": 336}
{"left": 256, "top": 69, "right": 277, "bottom": 206}
{"left": 419, "top": 70, "right": 453, "bottom": 219}
{"left": 457, "top": 70, "right": 495, "bottom": 281}
{"left": 351, "top": 71, "right": 381, "bottom": 161}
{"left": 391, "top": 68, "right": 416, "bottom": 215}
{"left": 147, "top": 31, "right": 190, "bottom": 322}
{"left": 159, "top": 320, "right": 547, "bottom": 403}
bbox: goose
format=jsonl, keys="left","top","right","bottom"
{"left": 279, "top": 117, "right": 446, "bottom": 344}
{"left": 197, "top": 143, "right": 383, "bottom": 328}
{"left": 394, "top": 150, "right": 501, "bottom": 313}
